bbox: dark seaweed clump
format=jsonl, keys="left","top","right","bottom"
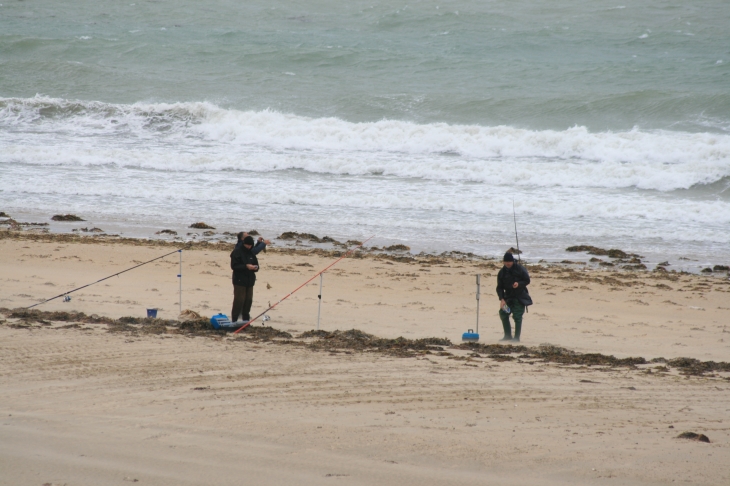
{"left": 277, "top": 232, "right": 339, "bottom": 244}
{"left": 677, "top": 432, "right": 710, "bottom": 443}
{"left": 457, "top": 342, "right": 647, "bottom": 367}
{"left": 189, "top": 222, "right": 215, "bottom": 229}
{"left": 51, "top": 214, "right": 85, "bottom": 221}
{"left": 566, "top": 245, "right": 641, "bottom": 259}
{"left": 6, "top": 308, "right": 114, "bottom": 324}
{"left": 237, "top": 325, "right": 293, "bottom": 340}
{"left": 300, "top": 329, "right": 451, "bottom": 357}
{"left": 666, "top": 357, "right": 730, "bottom": 376}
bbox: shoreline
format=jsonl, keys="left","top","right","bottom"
{"left": 3, "top": 224, "right": 730, "bottom": 278}
{"left": 2, "top": 209, "right": 729, "bottom": 275}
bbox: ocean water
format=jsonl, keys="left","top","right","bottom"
{"left": 1, "top": 1, "right": 729, "bottom": 267}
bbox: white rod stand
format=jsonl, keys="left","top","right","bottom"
{"left": 178, "top": 250, "right": 182, "bottom": 317}
{"left": 475, "top": 274, "right": 481, "bottom": 334}
{"left": 317, "top": 273, "right": 323, "bottom": 330}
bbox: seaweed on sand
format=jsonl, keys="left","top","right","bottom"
{"left": 5, "top": 308, "right": 114, "bottom": 325}
{"left": 300, "top": 329, "right": 451, "bottom": 357}
{"left": 677, "top": 432, "right": 710, "bottom": 443}
{"left": 52, "top": 214, "right": 85, "bottom": 221}
{"left": 456, "top": 342, "right": 647, "bottom": 368}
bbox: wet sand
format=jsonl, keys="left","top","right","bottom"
{"left": 1, "top": 232, "right": 729, "bottom": 485}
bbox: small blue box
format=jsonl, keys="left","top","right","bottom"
{"left": 210, "top": 313, "right": 229, "bottom": 329}
{"left": 462, "top": 330, "right": 479, "bottom": 342}
{"left": 146, "top": 309, "right": 158, "bottom": 318}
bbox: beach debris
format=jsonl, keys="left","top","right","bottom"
{"left": 248, "top": 229, "right": 260, "bottom": 235}
{"left": 278, "top": 232, "right": 340, "bottom": 244}
{"left": 657, "top": 261, "right": 670, "bottom": 266}
{"left": 156, "top": 229, "right": 178, "bottom": 235}
{"left": 189, "top": 222, "right": 215, "bottom": 229}
{"left": 676, "top": 432, "right": 710, "bottom": 443}
{"left": 3, "top": 307, "right": 729, "bottom": 376}
{"left": 566, "top": 245, "right": 641, "bottom": 259}
{"left": 0, "top": 211, "right": 9, "bottom": 218}
{"left": 507, "top": 247, "right": 522, "bottom": 254}
{"left": 52, "top": 214, "right": 85, "bottom": 221}
{"left": 179, "top": 309, "right": 203, "bottom": 321}
{"left": 701, "top": 267, "right": 713, "bottom": 273}
{"left": 0, "top": 219, "right": 49, "bottom": 227}
{"left": 299, "top": 329, "right": 451, "bottom": 357}
{"left": 713, "top": 264, "right": 729, "bottom": 272}
{"left": 384, "top": 244, "right": 411, "bottom": 252}
{"left": 622, "top": 264, "right": 647, "bottom": 270}
{"left": 72, "top": 227, "right": 103, "bottom": 232}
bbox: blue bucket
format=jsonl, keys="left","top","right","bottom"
{"left": 146, "top": 309, "right": 158, "bottom": 318}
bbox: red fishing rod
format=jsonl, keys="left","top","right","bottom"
{"left": 233, "top": 236, "right": 374, "bottom": 334}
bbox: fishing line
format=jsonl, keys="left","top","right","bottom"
{"left": 233, "top": 236, "right": 375, "bottom": 334}
{"left": 513, "top": 198, "right": 521, "bottom": 262}
{"left": 25, "top": 248, "right": 183, "bottom": 309}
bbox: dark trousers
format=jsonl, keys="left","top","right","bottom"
{"left": 499, "top": 299, "right": 525, "bottom": 339}
{"left": 232, "top": 285, "right": 254, "bottom": 322}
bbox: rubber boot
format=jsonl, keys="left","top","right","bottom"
{"left": 512, "top": 301, "right": 524, "bottom": 341}
{"left": 499, "top": 309, "right": 512, "bottom": 340}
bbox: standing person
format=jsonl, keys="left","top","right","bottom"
{"left": 496, "top": 251, "right": 532, "bottom": 342}
{"left": 230, "top": 235, "right": 260, "bottom": 323}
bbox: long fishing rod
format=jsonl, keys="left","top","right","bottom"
{"left": 233, "top": 235, "right": 375, "bottom": 334}
{"left": 25, "top": 248, "right": 183, "bottom": 309}
{"left": 513, "top": 199, "right": 521, "bottom": 262}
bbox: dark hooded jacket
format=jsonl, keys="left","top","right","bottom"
{"left": 496, "top": 263, "right": 533, "bottom": 306}
{"left": 230, "top": 246, "right": 259, "bottom": 287}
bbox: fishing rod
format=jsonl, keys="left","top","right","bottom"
{"left": 512, "top": 198, "right": 521, "bottom": 262}
{"left": 25, "top": 248, "right": 183, "bottom": 309}
{"left": 233, "top": 235, "right": 375, "bottom": 334}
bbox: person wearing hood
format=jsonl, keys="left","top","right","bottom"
{"left": 230, "top": 235, "right": 260, "bottom": 323}
{"left": 496, "top": 251, "right": 532, "bottom": 342}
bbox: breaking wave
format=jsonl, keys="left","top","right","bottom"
{"left": 2, "top": 95, "right": 730, "bottom": 192}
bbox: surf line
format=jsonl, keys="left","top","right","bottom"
{"left": 233, "top": 236, "right": 375, "bottom": 334}
{"left": 25, "top": 248, "right": 184, "bottom": 310}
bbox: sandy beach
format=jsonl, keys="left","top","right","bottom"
{"left": 1, "top": 231, "right": 729, "bottom": 485}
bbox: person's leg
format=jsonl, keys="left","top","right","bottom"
{"left": 499, "top": 307, "right": 513, "bottom": 340}
{"left": 510, "top": 300, "right": 525, "bottom": 341}
{"left": 242, "top": 286, "right": 254, "bottom": 321}
{"left": 231, "top": 285, "right": 245, "bottom": 322}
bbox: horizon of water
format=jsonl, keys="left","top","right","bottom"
{"left": 1, "top": 1, "right": 729, "bottom": 270}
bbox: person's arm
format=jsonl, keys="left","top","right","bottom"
{"left": 251, "top": 241, "right": 266, "bottom": 255}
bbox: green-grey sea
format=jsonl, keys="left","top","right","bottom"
{"left": 1, "top": 0, "right": 729, "bottom": 265}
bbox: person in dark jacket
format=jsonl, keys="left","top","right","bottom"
{"left": 496, "top": 251, "right": 532, "bottom": 342}
{"left": 230, "top": 235, "right": 260, "bottom": 322}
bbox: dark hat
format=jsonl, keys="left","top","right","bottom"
{"left": 503, "top": 251, "right": 515, "bottom": 262}
{"left": 243, "top": 235, "right": 255, "bottom": 246}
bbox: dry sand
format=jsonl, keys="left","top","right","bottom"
{"left": 1, "top": 232, "right": 729, "bottom": 485}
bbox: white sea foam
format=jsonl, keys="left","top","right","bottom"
{"left": 1, "top": 96, "right": 730, "bottom": 194}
